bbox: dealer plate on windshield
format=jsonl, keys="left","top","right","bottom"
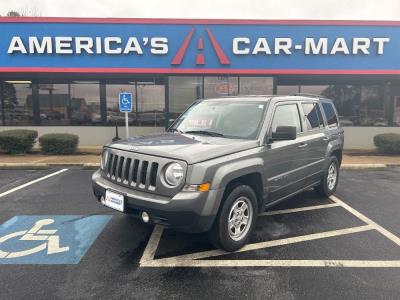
{"left": 103, "top": 190, "right": 125, "bottom": 212}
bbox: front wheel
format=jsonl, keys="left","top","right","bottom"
{"left": 315, "top": 157, "right": 339, "bottom": 197}
{"left": 208, "top": 185, "right": 258, "bottom": 252}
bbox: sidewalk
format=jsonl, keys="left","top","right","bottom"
{"left": 0, "top": 152, "right": 399, "bottom": 170}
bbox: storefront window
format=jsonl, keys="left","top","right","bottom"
{"left": 168, "top": 76, "right": 202, "bottom": 119}
{"left": 277, "top": 83, "right": 391, "bottom": 127}
{"left": 204, "top": 76, "right": 238, "bottom": 98}
{"left": 38, "top": 83, "right": 69, "bottom": 125}
{"left": 277, "top": 85, "right": 300, "bottom": 95}
{"left": 106, "top": 78, "right": 165, "bottom": 127}
{"left": 1, "top": 81, "right": 33, "bottom": 125}
{"left": 70, "top": 81, "right": 101, "bottom": 125}
{"left": 136, "top": 82, "right": 165, "bottom": 127}
{"left": 106, "top": 83, "right": 136, "bottom": 126}
{"left": 239, "top": 77, "right": 273, "bottom": 95}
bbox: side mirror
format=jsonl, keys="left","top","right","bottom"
{"left": 271, "top": 126, "right": 297, "bottom": 141}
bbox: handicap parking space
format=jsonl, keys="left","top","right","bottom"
{"left": 0, "top": 167, "right": 399, "bottom": 299}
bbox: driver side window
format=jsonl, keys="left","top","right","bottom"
{"left": 271, "top": 104, "right": 302, "bottom": 133}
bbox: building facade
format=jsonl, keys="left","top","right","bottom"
{"left": 1, "top": 17, "right": 400, "bottom": 148}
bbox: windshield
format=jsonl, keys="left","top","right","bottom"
{"left": 170, "top": 100, "right": 267, "bottom": 139}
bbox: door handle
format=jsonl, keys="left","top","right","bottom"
{"left": 298, "top": 143, "right": 308, "bottom": 148}
{"left": 322, "top": 137, "right": 329, "bottom": 141}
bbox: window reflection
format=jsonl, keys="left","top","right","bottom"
{"left": 70, "top": 81, "right": 101, "bottom": 125}
{"left": 204, "top": 76, "right": 238, "bottom": 98}
{"left": 240, "top": 77, "right": 273, "bottom": 95}
{"left": 2, "top": 82, "right": 33, "bottom": 125}
{"left": 105, "top": 79, "right": 165, "bottom": 127}
{"left": 38, "top": 83, "right": 69, "bottom": 125}
{"left": 169, "top": 76, "right": 202, "bottom": 118}
{"left": 106, "top": 83, "right": 136, "bottom": 126}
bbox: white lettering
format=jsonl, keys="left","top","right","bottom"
{"left": 28, "top": 37, "right": 52, "bottom": 54}
{"left": 275, "top": 38, "right": 292, "bottom": 54}
{"left": 373, "top": 37, "right": 390, "bottom": 54}
{"left": 104, "top": 37, "right": 122, "bottom": 54}
{"left": 330, "top": 38, "right": 349, "bottom": 55}
{"left": 252, "top": 38, "right": 271, "bottom": 55}
{"left": 304, "top": 38, "right": 328, "bottom": 54}
{"left": 95, "top": 37, "right": 102, "bottom": 54}
{"left": 233, "top": 37, "right": 250, "bottom": 54}
{"left": 75, "top": 37, "right": 94, "bottom": 54}
{"left": 7, "top": 37, "right": 27, "bottom": 54}
{"left": 352, "top": 38, "right": 370, "bottom": 54}
{"left": 55, "top": 37, "right": 73, "bottom": 54}
{"left": 123, "top": 37, "right": 143, "bottom": 54}
{"left": 151, "top": 37, "right": 168, "bottom": 54}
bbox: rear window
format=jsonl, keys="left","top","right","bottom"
{"left": 322, "top": 102, "right": 338, "bottom": 126}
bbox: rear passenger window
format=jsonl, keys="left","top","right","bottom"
{"left": 271, "top": 104, "right": 302, "bottom": 134}
{"left": 322, "top": 102, "right": 338, "bottom": 126}
{"left": 302, "top": 103, "right": 324, "bottom": 130}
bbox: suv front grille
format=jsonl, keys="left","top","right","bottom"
{"left": 105, "top": 153, "right": 159, "bottom": 191}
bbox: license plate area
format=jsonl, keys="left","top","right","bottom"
{"left": 103, "top": 190, "right": 125, "bottom": 212}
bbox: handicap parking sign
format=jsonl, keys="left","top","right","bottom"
{"left": 0, "top": 215, "right": 111, "bottom": 264}
{"left": 119, "top": 92, "right": 133, "bottom": 113}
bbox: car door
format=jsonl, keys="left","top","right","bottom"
{"left": 299, "top": 102, "right": 328, "bottom": 185}
{"left": 262, "top": 101, "right": 310, "bottom": 203}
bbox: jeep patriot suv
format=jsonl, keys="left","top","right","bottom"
{"left": 92, "top": 95, "right": 344, "bottom": 251}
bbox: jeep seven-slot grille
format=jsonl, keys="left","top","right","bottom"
{"left": 105, "top": 153, "right": 159, "bottom": 191}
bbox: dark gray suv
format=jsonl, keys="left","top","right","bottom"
{"left": 92, "top": 95, "right": 344, "bottom": 251}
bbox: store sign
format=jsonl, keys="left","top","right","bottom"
{"left": 1, "top": 19, "right": 400, "bottom": 74}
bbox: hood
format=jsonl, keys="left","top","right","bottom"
{"left": 106, "top": 132, "right": 259, "bottom": 164}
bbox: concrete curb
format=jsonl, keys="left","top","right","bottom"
{"left": 0, "top": 163, "right": 49, "bottom": 170}
{"left": 341, "top": 163, "right": 388, "bottom": 170}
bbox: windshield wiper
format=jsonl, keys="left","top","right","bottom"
{"left": 183, "top": 130, "right": 225, "bottom": 137}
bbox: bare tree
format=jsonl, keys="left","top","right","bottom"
{"left": 6, "top": 11, "right": 21, "bottom": 16}
{"left": 5, "top": 5, "right": 42, "bottom": 17}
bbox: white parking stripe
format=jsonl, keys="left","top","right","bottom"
{"left": 259, "top": 203, "right": 340, "bottom": 216}
{"left": 147, "top": 225, "right": 374, "bottom": 264}
{"left": 140, "top": 195, "right": 400, "bottom": 268}
{"left": 144, "top": 259, "right": 400, "bottom": 268}
{"left": 0, "top": 169, "right": 68, "bottom": 199}
{"left": 139, "top": 225, "right": 164, "bottom": 265}
{"left": 330, "top": 195, "right": 400, "bottom": 247}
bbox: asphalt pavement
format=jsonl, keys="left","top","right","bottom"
{"left": 0, "top": 167, "right": 399, "bottom": 299}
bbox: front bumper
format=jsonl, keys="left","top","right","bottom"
{"left": 92, "top": 170, "right": 219, "bottom": 232}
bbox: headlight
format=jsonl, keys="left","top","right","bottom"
{"left": 101, "top": 150, "right": 109, "bottom": 170}
{"left": 164, "top": 163, "right": 184, "bottom": 186}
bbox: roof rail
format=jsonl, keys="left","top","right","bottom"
{"left": 290, "top": 93, "right": 323, "bottom": 98}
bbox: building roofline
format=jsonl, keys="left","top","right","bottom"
{"left": 1, "top": 17, "right": 400, "bottom": 26}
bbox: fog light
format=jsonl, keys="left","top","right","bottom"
{"left": 141, "top": 212, "right": 150, "bottom": 223}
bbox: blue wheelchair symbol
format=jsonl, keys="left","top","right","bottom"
{"left": 119, "top": 93, "right": 133, "bottom": 113}
{"left": 0, "top": 215, "right": 111, "bottom": 264}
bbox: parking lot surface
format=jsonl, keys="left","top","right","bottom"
{"left": 0, "top": 167, "right": 399, "bottom": 299}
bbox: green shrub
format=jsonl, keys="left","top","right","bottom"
{"left": 39, "top": 133, "right": 79, "bottom": 154}
{"left": 373, "top": 133, "right": 400, "bottom": 154}
{"left": 0, "top": 129, "right": 38, "bottom": 154}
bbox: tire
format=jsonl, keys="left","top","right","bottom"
{"left": 315, "top": 156, "right": 339, "bottom": 197}
{"left": 208, "top": 185, "right": 258, "bottom": 252}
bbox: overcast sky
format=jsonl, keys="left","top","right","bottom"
{"left": 0, "top": 0, "right": 400, "bottom": 20}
